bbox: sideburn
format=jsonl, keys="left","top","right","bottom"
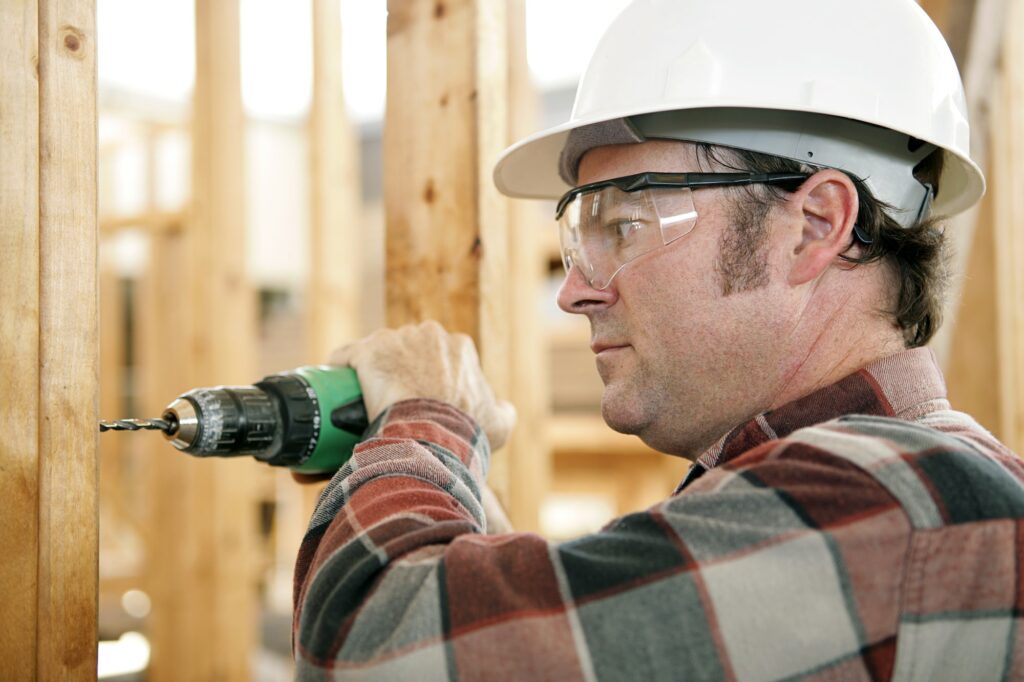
{"left": 715, "top": 193, "right": 772, "bottom": 295}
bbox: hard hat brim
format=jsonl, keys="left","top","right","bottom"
{"left": 494, "top": 106, "right": 985, "bottom": 220}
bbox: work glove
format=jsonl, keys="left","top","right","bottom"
{"left": 328, "top": 320, "right": 517, "bottom": 451}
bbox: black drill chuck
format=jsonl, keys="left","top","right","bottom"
{"left": 154, "top": 366, "right": 366, "bottom": 473}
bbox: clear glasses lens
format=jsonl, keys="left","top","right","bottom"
{"left": 557, "top": 186, "right": 698, "bottom": 289}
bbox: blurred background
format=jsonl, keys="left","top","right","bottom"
{"left": 94, "top": 0, "right": 1018, "bottom": 678}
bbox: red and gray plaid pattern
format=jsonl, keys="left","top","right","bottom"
{"left": 294, "top": 348, "right": 1024, "bottom": 680}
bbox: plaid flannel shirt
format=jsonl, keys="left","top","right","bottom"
{"left": 293, "top": 347, "right": 1024, "bottom": 680}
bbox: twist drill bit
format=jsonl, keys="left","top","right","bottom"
{"left": 99, "top": 418, "right": 172, "bottom": 433}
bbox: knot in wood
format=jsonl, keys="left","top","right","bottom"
{"left": 60, "top": 26, "right": 87, "bottom": 59}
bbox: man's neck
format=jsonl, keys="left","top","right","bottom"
{"left": 767, "top": 274, "right": 908, "bottom": 411}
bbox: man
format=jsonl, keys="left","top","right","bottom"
{"left": 293, "top": 0, "right": 1024, "bottom": 679}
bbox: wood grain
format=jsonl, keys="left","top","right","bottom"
{"left": 36, "top": 0, "right": 99, "bottom": 677}
{"left": 994, "top": 2, "right": 1024, "bottom": 453}
{"left": 383, "top": 0, "right": 552, "bottom": 522}
{"left": 0, "top": 0, "right": 41, "bottom": 677}
{"left": 145, "top": 1, "right": 259, "bottom": 678}
{"left": 500, "top": 0, "right": 549, "bottom": 532}
{"left": 309, "top": 0, "right": 362, "bottom": 361}
{"left": 384, "top": 0, "right": 484, "bottom": 337}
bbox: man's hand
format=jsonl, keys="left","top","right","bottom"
{"left": 328, "top": 320, "right": 517, "bottom": 451}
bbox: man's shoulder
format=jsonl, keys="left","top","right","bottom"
{"left": 776, "top": 414, "right": 1024, "bottom": 528}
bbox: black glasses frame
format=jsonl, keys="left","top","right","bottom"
{"left": 555, "top": 172, "right": 810, "bottom": 220}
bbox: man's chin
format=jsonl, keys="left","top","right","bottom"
{"left": 600, "top": 391, "right": 645, "bottom": 436}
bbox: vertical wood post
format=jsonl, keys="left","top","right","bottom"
{"left": 145, "top": 0, "right": 259, "bottom": 678}
{"left": 501, "top": 0, "right": 549, "bottom": 531}
{"left": 0, "top": 2, "right": 42, "bottom": 672}
{"left": 0, "top": 0, "right": 98, "bottom": 678}
{"left": 309, "top": 0, "right": 362, "bottom": 361}
{"left": 384, "top": 0, "right": 507, "bottom": 339}
{"left": 385, "top": 0, "right": 525, "bottom": 504}
{"left": 993, "top": 3, "right": 1024, "bottom": 453}
{"left": 945, "top": 176, "right": 1000, "bottom": 432}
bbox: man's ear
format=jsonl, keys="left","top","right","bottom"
{"left": 787, "top": 169, "right": 859, "bottom": 286}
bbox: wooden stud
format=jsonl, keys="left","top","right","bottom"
{"left": 100, "top": 211, "right": 184, "bottom": 235}
{"left": 99, "top": 264, "right": 125, "bottom": 505}
{"left": 500, "top": 0, "right": 549, "bottom": 531}
{"left": 384, "top": 0, "right": 504, "bottom": 339}
{"left": 144, "top": 1, "right": 259, "bottom": 679}
{"left": 919, "top": 0, "right": 978, "bottom": 69}
{"left": 946, "top": 171, "right": 1000, "bottom": 433}
{"left": 309, "top": 0, "right": 362, "bottom": 361}
{"left": 0, "top": 1, "right": 42, "bottom": 676}
{"left": 993, "top": 2, "right": 1024, "bottom": 453}
{"left": 0, "top": 0, "right": 98, "bottom": 677}
{"left": 38, "top": 0, "right": 99, "bottom": 676}
{"left": 384, "top": 0, "right": 514, "bottom": 490}
{"left": 927, "top": 0, "right": 1008, "bottom": 366}
{"left": 383, "top": 0, "right": 550, "bottom": 526}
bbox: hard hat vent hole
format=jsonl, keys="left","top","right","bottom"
{"left": 807, "top": 151, "right": 814, "bottom": 158}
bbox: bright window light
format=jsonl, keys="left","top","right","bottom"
{"left": 342, "top": 0, "right": 388, "bottom": 124}
{"left": 241, "top": 0, "right": 313, "bottom": 120}
{"left": 97, "top": 632, "right": 151, "bottom": 679}
{"left": 121, "top": 589, "right": 152, "bottom": 619}
{"left": 97, "top": 0, "right": 195, "bottom": 101}
{"left": 97, "top": 0, "right": 632, "bottom": 121}
{"left": 541, "top": 493, "right": 615, "bottom": 539}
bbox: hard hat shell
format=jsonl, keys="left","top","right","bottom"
{"left": 494, "top": 0, "right": 985, "bottom": 219}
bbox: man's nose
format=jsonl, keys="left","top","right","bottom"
{"left": 556, "top": 264, "right": 618, "bottom": 314}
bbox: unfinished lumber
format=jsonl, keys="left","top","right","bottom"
{"left": 0, "top": 0, "right": 99, "bottom": 678}
{"left": 927, "top": 0, "right": 1008, "bottom": 366}
{"left": 385, "top": 0, "right": 554, "bottom": 523}
{"left": 0, "top": 2, "right": 43, "bottom": 675}
{"left": 500, "top": 0, "right": 549, "bottom": 532}
{"left": 945, "top": 176, "right": 1000, "bottom": 434}
{"left": 309, "top": 0, "right": 363, "bottom": 361}
{"left": 993, "top": 2, "right": 1024, "bottom": 453}
{"left": 144, "top": 0, "right": 259, "bottom": 679}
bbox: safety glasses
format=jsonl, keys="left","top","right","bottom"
{"left": 555, "top": 172, "right": 808, "bottom": 289}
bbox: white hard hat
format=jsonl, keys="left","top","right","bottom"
{"left": 494, "top": 0, "right": 985, "bottom": 226}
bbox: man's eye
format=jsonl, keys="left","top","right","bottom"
{"left": 609, "top": 220, "right": 642, "bottom": 239}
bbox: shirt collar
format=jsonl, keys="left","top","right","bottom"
{"left": 678, "top": 347, "right": 949, "bottom": 491}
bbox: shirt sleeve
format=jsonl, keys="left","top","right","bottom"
{"left": 292, "top": 400, "right": 912, "bottom": 681}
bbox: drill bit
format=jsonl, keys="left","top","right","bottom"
{"left": 99, "top": 418, "right": 172, "bottom": 433}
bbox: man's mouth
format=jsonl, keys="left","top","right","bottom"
{"left": 591, "top": 342, "right": 629, "bottom": 355}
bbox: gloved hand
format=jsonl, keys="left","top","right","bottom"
{"left": 328, "top": 320, "right": 517, "bottom": 450}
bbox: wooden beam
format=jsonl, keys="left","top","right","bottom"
{"left": 920, "top": 0, "right": 978, "bottom": 69}
{"left": 99, "top": 264, "right": 125, "bottom": 506}
{"left": 145, "top": 0, "right": 259, "bottom": 679}
{"left": 993, "top": 1, "right": 1024, "bottom": 453}
{"left": 384, "top": 0, "right": 550, "bottom": 527}
{"left": 99, "top": 210, "right": 184, "bottom": 234}
{"left": 0, "top": 0, "right": 99, "bottom": 677}
{"left": 923, "top": 0, "right": 1008, "bottom": 366}
{"left": 384, "top": 0, "right": 514, "bottom": 486}
{"left": 308, "top": 0, "right": 362, "bottom": 361}
{"left": 501, "top": 0, "right": 549, "bottom": 532}
{"left": 37, "top": 1, "right": 100, "bottom": 672}
{"left": 0, "top": 0, "right": 42, "bottom": 675}
{"left": 945, "top": 167, "right": 1000, "bottom": 434}
{"left": 384, "top": 0, "right": 505, "bottom": 338}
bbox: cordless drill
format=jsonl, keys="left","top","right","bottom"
{"left": 101, "top": 366, "right": 368, "bottom": 475}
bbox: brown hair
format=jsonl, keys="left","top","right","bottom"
{"left": 695, "top": 143, "right": 949, "bottom": 347}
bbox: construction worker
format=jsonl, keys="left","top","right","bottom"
{"left": 293, "top": 0, "right": 1024, "bottom": 679}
